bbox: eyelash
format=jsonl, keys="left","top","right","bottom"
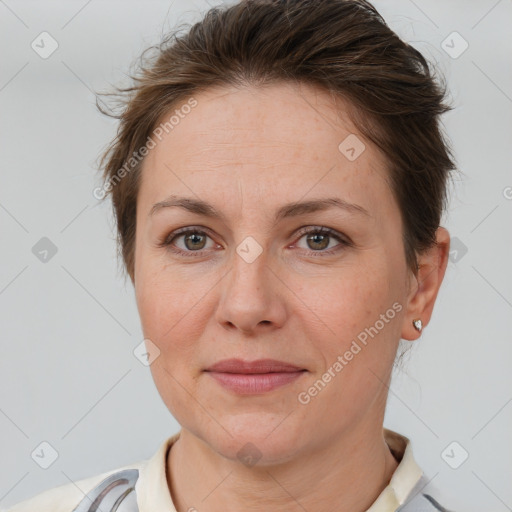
{"left": 157, "top": 226, "right": 352, "bottom": 258}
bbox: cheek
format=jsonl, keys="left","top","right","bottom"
{"left": 302, "top": 258, "right": 402, "bottom": 383}
{"left": 296, "top": 270, "right": 401, "bottom": 426}
{"left": 135, "top": 267, "right": 207, "bottom": 422}
{"left": 305, "top": 260, "right": 398, "bottom": 337}
{"left": 135, "top": 262, "right": 212, "bottom": 367}
{"left": 136, "top": 252, "right": 185, "bottom": 329}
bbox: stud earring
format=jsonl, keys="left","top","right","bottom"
{"left": 412, "top": 319, "right": 423, "bottom": 332}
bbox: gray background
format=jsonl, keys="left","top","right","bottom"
{"left": 1, "top": 1, "right": 511, "bottom": 510}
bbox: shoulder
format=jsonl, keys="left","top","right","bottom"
{"left": 2, "top": 461, "right": 146, "bottom": 512}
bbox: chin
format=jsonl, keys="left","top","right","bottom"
{"left": 202, "top": 413, "right": 307, "bottom": 467}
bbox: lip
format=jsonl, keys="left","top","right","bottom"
{"left": 204, "top": 358, "right": 307, "bottom": 394}
{"left": 206, "top": 358, "right": 304, "bottom": 373}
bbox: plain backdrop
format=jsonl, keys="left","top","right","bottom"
{"left": 1, "top": 1, "right": 511, "bottom": 510}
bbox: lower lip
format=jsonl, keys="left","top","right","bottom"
{"left": 206, "top": 371, "right": 306, "bottom": 394}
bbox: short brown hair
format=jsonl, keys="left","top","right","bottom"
{"left": 96, "top": 0, "right": 457, "bottom": 284}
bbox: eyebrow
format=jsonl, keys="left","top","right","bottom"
{"left": 149, "top": 195, "right": 371, "bottom": 222}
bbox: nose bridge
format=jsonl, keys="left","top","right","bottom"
{"left": 229, "top": 234, "right": 270, "bottom": 301}
{"left": 216, "top": 234, "right": 285, "bottom": 332}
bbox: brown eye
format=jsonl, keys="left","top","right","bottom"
{"left": 305, "top": 232, "right": 330, "bottom": 251}
{"left": 160, "top": 228, "right": 217, "bottom": 256}
{"left": 294, "top": 226, "right": 350, "bottom": 255}
{"left": 158, "top": 225, "right": 350, "bottom": 259}
{"left": 182, "top": 231, "right": 208, "bottom": 251}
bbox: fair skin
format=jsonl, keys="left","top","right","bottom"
{"left": 133, "top": 82, "right": 450, "bottom": 512}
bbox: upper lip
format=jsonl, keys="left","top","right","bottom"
{"left": 205, "top": 358, "right": 305, "bottom": 374}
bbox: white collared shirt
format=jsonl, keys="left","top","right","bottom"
{"left": 2, "top": 428, "right": 450, "bottom": 512}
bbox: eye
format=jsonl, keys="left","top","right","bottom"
{"left": 158, "top": 227, "right": 219, "bottom": 257}
{"left": 293, "top": 226, "right": 351, "bottom": 256}
{"left": 157, "top": 225, "right": 351, "bottom": 258}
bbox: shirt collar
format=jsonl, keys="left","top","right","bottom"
{"left": 134, "top": 431, "right": 180, "bottom": 511}
{"left": 366, "top": 428, "right": 424, "bottom": 511}
{"left": 135, "top": 428, "right": 423, "bottom": 512}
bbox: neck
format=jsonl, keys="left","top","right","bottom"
{"left": 167, "top": 423, "right": 399, "bottom": 512}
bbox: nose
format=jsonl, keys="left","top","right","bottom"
{"left": 214, "top": 248, "right": 287, "bottom": 335}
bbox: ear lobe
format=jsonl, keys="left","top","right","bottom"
{"left": 401, "top": 227, "right": 450, "bottom": 341}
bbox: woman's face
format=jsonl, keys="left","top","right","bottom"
{"left": 134, "top": 82, "right": 417, "bottom": 463}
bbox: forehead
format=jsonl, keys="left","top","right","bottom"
{"left": 138, "top": 82, "right": 393, "bottom": 219}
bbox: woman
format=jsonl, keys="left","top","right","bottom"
{"left": 6, "top": 0, "right": 457, "bottom": 511}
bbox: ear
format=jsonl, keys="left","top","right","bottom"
{"left": 401, "top": 227, "right": 450, "bottom": 341}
